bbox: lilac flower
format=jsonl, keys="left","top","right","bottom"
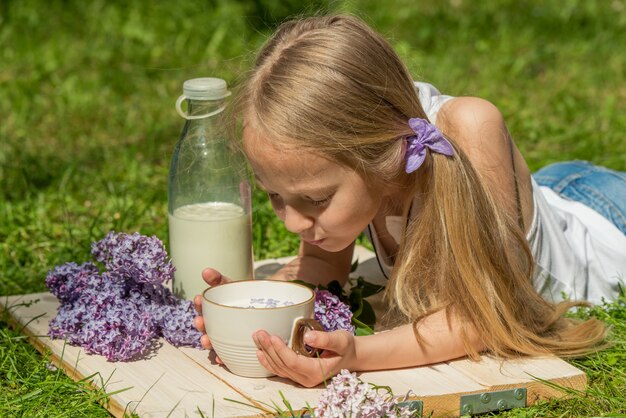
{"left": 48, "top": 285, "right": 156, "bottom": 361}
{"left": 48, "top": 303, "right": 88, "bottom": 342}
{"left": 314, "top": 290, "right": 355, "bottom": 334}
{"left": 316, "top": 370, "right": 416, "bottom": 418}
{"left": 45, "top": 262, "right": 101, "bottom": 303}
{"left": 78, "top": 295, "right": 157, "bottom": 361}
{"left": 131, "top": 279, "right": 178, "bottom": 307}
{"left": 155, "top": 300, "right": 203, "bottom": 348}
{"left": 91, "top": 231, "right": 174, "bottom": 285}
{"left": 316, "top": 369, "right": 370, "bottom": 417}
{"left": 47, "top": 231, "right": 202, "bottom": 361}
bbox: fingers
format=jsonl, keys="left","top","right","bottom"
{"left": 304, "top": 330, "right": 351, "bottom": 354}
{"left": 193, "top": 315, "right": 204, "bottom": 332}
{"left": 194, "top": 269, "right": 230, "bottom": 312}
{"left": 201, "top": 268, "right": 231, "bottom": 286}
{"left": 201, "top": 268, "right": 222, "bottom": 285}
{"left": 192, "top": 287, "right": 221, "bottom": 360}
{"left": 254, "top": 332, "right": 288, "bottom": 378}
{"left": 200, "top": 334, "right": 213, "bottom": 350}
{"left": 193, "top": 294, "right": 203, "bottom": 314}
{"left": 192, "top": 315, "right": 213, "bottom": 350}
{"left": 255, "top": 331, "right": 302, "bottom": 379}
{"left": 253, "top": 330, "right": 333, "bottom": 387}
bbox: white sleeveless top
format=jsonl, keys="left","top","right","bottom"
{"left": 528, "top": 179, "right": 626, "bottom": 304}
{"left": 365, "top": 82, "right": 626, "bottom": 305}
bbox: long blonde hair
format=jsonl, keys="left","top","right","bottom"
{"left": 235, "top": 14, "right": 607, "bottom": 358}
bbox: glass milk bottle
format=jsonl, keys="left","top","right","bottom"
{"left": 168, "top": 77, "right": 253, "bottom": 300}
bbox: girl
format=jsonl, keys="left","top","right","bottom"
{"left": 193, "top": 14, "right": 626, "bottom": 388}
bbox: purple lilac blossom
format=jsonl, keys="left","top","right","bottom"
{"left": 46, "top": 262, "right": 101, "bottom": 303}
{"left": 48, "top": 303, "right": 88, "bottom": 343}
{"left": 47, "top": 231, "right": 202, "bottom": 361}
{"left": 131, "top": 279, "right": 178, "bottom": 306}
{"left": 78, "top": 294, "right": 157, "bottom": 361}
{"left": 156, "top": 300, "right": 203, "bottom": 348}
{"left": 144, "top": 291, "right": 202, "bottom": 348}
{"left": 49, "top": 282, "right": 156, "bottom": 361}
{"left": 314, "top": 290, "right": 355, "bottom": 334}
{"left": 91, "top": 231, "right": 174, "bottom": 285}
{"left": 315, "top": 369, "right": 415, "bottom": 418}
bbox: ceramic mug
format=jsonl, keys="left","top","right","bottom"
{"left": 202, "top": 280, "right": 322, "bottom": 378}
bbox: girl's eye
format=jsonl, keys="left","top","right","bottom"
{"left": 308, "top": 196, "right": 332, "bottom": 207}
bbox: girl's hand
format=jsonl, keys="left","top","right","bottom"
{"left": 252, "top": 329, "right": 357, "bottom": 388}
{"left": 193, "top": 268, "right": 231, "bottom": 357}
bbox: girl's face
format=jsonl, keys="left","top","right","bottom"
{"left": 243, "top": 128, "right": 386, "bottom": 253}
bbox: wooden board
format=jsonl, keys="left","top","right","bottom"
{"left": 1, "top": 247, "right": 587, "bottom": 417}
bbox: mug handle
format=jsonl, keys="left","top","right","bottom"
{"left": 291, "top": 318, "right": 324, "bottom": 358}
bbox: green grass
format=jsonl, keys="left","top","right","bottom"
{"left": 1, "top": 0, "right": 625, "bottom": 416}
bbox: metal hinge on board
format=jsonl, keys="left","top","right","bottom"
{"left": 460, "top": 388, "right": 527, "bottom": 415}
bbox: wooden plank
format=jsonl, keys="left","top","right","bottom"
{"left": 2, "top": 291, "right": 587, "bottom": 417}
{"left": 1, "top": 247, "right": 588, "bottom": 417}
{"left": 179, "top": 346, "right": 326, "bottom": 413}
{"left": 1, "top": 293, "right": 264, "bottom": 418}
{"left": 358, "top": 364, "right": 486, "bottom": 416}
{"left": 449, "top": 356, "right": 587, "bottom": 404}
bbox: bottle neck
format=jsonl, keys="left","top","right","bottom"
{"left": 187, "top": 99, "right": 225, "bottom": 118}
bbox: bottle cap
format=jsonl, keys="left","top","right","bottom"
{"left": 182, "top": 77, "right": 231, "bottom": 100}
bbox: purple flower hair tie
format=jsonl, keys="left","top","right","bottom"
{"left": 404, "top": 117, "right": 454, "bottom": 173}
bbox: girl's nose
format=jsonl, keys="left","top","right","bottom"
{"left": 283, "top": 205, "right": 314, "bottom": 234}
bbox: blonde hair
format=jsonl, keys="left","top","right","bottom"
{"left": 235, "top": 14, "right": 607, "bottom": 359}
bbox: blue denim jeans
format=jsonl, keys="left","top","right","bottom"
{"left": 533, "top": 161, "right": 626, "bottom": 235}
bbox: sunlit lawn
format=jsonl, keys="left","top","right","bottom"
{"left": 1, "top": 0, "right": 625, "bottom": 416}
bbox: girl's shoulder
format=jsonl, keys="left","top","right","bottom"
{"left": 437, "top": 96, "right": 534, "bottom": 227}
{"left": 438, "top": 96, "right": 514, "bottom": 170}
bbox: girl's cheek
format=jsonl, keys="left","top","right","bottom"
{"left": 274, "top": 210, "right": 286, "bottom": 222}
{"left": 270, "top": 200, "right": 286, "bottom": 220}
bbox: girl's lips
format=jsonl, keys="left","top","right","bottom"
{"left": 303, "top": 238, "right": 325, "bottom": 246}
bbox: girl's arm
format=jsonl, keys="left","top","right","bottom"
{"left": 199, "top": 240, "right": 355, "bottom": 287}
{"left": 268, "top": 240, "right": 355, "bottom": 286}
{"left": 351, "top": 309, "right": 486, "bottom": 371}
